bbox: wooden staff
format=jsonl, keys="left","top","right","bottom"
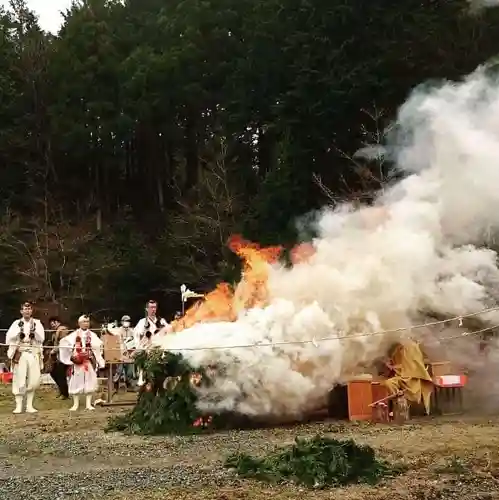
{"left": 369, "top": 390, "right": 404, "bottom": 407}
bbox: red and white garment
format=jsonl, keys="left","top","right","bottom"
{"left": 60, "top": 329, "right": 105, "bottom": 395}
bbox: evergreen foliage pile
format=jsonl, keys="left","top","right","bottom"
{"left": 107, "top": 350, "right": 219, "bottom": 434}
{"left": 225, "top": 435, "right": 403, "bottom": 488}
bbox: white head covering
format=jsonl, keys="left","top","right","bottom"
{"left": 78, "top": 315, "right": 89, "bottom": 324}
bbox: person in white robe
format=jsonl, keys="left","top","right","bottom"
{"left": 132, "top": 300, "right": 170, "bottom": 348}
{"left": 59, "top": 315, "right": 105, "bottom": 411}
{"left": 132, "top": 300, "right": 171, "bottom": 386}
{"left": 5, "top": 302, "right": 45, "bottom": 414}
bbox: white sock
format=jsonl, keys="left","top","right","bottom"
{"left": 85, "top": 394, "right": 95, "bottom": 410}
{"left": 25, "top": 391, "right": 37, "bottom": 413}
{"left": 69, "top": 395, "right": 79, "bottom": 411}
{"left": 13, "top": 395, "right": 23, "bottom": 414}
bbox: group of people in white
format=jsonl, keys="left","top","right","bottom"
{"left": 4, "top": 299, "right": 173, "bottom": 414}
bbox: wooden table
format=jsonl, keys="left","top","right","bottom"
{"left": 431, "top": 375, "right": 467, "bottom": 415}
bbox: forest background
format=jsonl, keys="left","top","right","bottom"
{"left": 0, "top": 0, "right": 498, "bottom": 324}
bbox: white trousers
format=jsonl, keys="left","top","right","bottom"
{"left": 12, "top": 351, "right": 41, "bottom": 395}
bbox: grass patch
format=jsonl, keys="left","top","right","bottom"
{"left": 225, "top": 435, "right": 404, "bottom": 489}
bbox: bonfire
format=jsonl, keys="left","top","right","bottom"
{"left": 170, "top": 234, "right": 287, "bottom": 332}
{"left": 108, "top": 234, "right": 300, "bottom": 434}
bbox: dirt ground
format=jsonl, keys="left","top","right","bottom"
{"left": 1, "top": 386, "right": 499, "bottom": 499}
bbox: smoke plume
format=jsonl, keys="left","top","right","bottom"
{"left": 468, "top": 0, "right": 499, "bottom": 11}
{"left": 157, "top": 65, "right": 499, "bottom": 417}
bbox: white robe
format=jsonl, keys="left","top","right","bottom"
{"left": 59, "top": 330, "right": 105, "bottom": 395}
{"left": 132, "top": 317, "right": 171, "bottom": 386}
{"left": 133, "top": 317, "right": 169, "bottom": 351}
{"left": 6, "top": 318, "right": 45, "bottom": 395}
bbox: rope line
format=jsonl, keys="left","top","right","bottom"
{"left": 0, "top": 307, "right": 496, "bottom": 352}
{"left": 146, "top": 305, "right": 499, "bottom": 351}
{"left": 0, "top": 304, "right": 497, "bottom": 337}
{"left": 0, "top": 328, "right": 102, "bottom": 333}
{"left": 146, "top": 322, "right": 499, "bottom": 352}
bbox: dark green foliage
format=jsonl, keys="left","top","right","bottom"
{"left": 225, "top": 435, "right": 403, "bottom": 488}
{"left": 107, "top": 350, "right": 220, "bottom": 435}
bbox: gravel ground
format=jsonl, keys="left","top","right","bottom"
{"left": 2, "top": 468, "right": 498, "bottom": 500}
{"left": 2, "top": 388, "right": 499, "bottom": 500}
{"left": 0, "top": 465, "right": 237, "bottom": 499}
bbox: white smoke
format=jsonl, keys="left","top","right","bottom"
{"left": 156, "top": 65, "right": 499, "bottom": 417}
{"left": 468, "top": 0, "right": 499, "bottom": 11}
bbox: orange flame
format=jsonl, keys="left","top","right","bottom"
{"left": 172, "top": 235, "right": 311, "bottom": 332}
{"left": 173, "top": 283, "right": 234, "bottom": 331}
{"left": 229, "top": 235, "right": 283, "bottom": 314}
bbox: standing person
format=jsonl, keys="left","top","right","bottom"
{"left": 109, "top": 315, "right": 135, "bottom": 390}
{"left": 59, "top": 315, "right": 105, "bottom": 411}
{"left": 47, "top": 317, "right": 70, "bottom": 399}
{"left": 133, "top": 300, "right": 171, "bottom": 387}
{"left": 5, "top": 302, "right": 45, "bottom": 414}
{"left": 133, "top": 300, "right": 170, "bottom": 349}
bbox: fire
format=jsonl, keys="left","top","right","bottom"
{"left": 171, "top": 235, "right": 283, "bottom": 332}
{"left": 170, "top": 235, "right": 320, "bottom": 333}
{"left": 173, "top": 283, "right": 234, "bottom": 331}
{"left": 230, "top": 235, "right": 283, "bottom": 313}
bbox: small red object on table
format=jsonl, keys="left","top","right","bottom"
{"left": 434, "top": 375, "right": 467, "bottom": 387}
{"left": 432, "top": 374, "right": 467, "bottom": 414}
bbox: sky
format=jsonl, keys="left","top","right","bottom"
{"left": 1, "top": 0, "right": 71, "bottom": 33}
